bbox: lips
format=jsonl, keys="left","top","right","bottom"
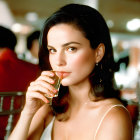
{"left": 56, "top": 71, "right": 70, "bottom": 79}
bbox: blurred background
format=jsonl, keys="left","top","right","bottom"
{"left": 0, "top": 0, "right": 140, "bottom": 97}
{"left": 0, "top": 0, "right": 140, "bottom": 139}
{"left": 0, "top": 0, "right": 140, "bottom": 102}
{"left": 0, "top": 0, "right": 139, "bottom": 103}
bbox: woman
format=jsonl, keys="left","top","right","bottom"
{"left": 8, "top": 4, "right": 133, "bottom": 140}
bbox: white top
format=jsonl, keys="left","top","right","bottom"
{"left": 40, "top": 104, "right": 127, "bottom": 140}
{"left": 40, "top": 117, "right": 55, "bottom": 140}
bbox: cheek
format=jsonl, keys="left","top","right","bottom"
{"left": 70, "top": 56, "right": 82, "bottom": 67}
{"left": 70, "top": 53, "right": 95, "bottom": 71}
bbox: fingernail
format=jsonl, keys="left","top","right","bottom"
{"left": 51, "top": 80, "right": 54, "bottom": 84}
{"left": 53, "top": 89, "right": 58, "bottom": 93}
{"left": 50, "top": 72, "right": 54, "bottom": 76}
{"left": 46, "top": 99, "right": 49, "bottom": 104}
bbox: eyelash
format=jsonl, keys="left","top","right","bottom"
{"left": 47, "top": 47, "right": 77, "bottom": 54}
{"left": 66, "top": 47, "right": 77, "bottom": 52}
{"left": 48, "top": 48, "right": 56, "bottom": 53}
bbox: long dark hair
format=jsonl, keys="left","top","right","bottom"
{"left": 39, "top": 4, "right": 120, "bottom": 116}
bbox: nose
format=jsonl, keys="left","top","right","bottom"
{"left": 55, "top": 51, "right": 66, "bottom": 66}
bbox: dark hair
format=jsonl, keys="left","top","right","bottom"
{"left": 27, "top": 31, "right": 40, "bottom": 50}
{"left": 0, "top": 26, "right": 17, "bottom": 51}
{"left": 39, "top": 4, "right": 120, "bottom": 115}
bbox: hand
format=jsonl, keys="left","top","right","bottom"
{"left": 23, "top": 71, "right": 58, "bottom": 115}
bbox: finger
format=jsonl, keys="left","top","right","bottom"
{"left": 27, "top": 91, "right": 49, "bottom": 104}
{"left": 29, "top": 80, "right": 58, "bottom": 94}
{"left": 36, "top": 75, "right": 55, "bottom": 84}
{"left": 28, "top": 84, "right": 54, "bottom": 97}
{"left": 30, "top": 81, "right": 35, "bottom": 86}
{"left": 41, "top": 71, "right": 54, "bottom": 77}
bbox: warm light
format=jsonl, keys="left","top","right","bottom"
{"left": 111, "top": 36, "right": 118, "bottom": 47}
{"left": 107, "top": 20, "right": 114, "bottom": 28}
{"left": 11, "top": 23, "right": 33, "bottom": 34}
{"left": 25, "top": 12, "right": 38, "bottom": 22}
{"left": 0, "top": 0, "right": 15, "bottom": 27}
{"left": 11, "top": 23, "right": 22, "bottom": 33}
{"left": 126, "top": 18, "right": 140, "bottom": 31}
{"left": 83, "top": 0, "right": 98, "bottom": 9}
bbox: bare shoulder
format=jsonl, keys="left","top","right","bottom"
{"left": 108, "top": 105, "right": 132, "bottom": 127}
{"left": 96, "top": 104, "right": 133, "bottom": 140}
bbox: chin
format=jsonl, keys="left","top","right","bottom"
{"left": 61, "top": 79, "right": 72, "bottom": 86}
{"left": 61, "top": 80, "right": 79, "bottom": 87}
{"left": 61, "top": 82, "right": 69, "bottom": 86}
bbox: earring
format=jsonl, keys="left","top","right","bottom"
{"left": 96, "top": 63, "right": 98, "bottom": 66}
{"left": 100, "top": 78, "right": 102, "bottom": 83}
{"left": 100, "top": 64, "right": 103, "bottom": 70}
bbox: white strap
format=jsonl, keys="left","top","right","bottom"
{"left": 94, "top": 104, "right": 127, "bottom": 140}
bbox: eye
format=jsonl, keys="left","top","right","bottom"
{"left": 66, "top": 47, "right": 77, "bottom": 52}
{"left": 48, "top": 48, "right": 56, "bottom": 54}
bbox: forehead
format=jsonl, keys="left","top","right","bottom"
{"left": 48, "top": 23, "right": 82, "bottom": 35}
{"left": 47, "top": 23, "right": 86, "bottom": 44}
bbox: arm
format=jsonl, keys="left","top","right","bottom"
{"left": 8, "top": 110, "right": 33, "bottom": 140}
{"left": 95, "top": 106, "right": 133, "bottom": 140}
{"left": 27, "top": 104, "right": 53, "bottom": 140}
{"left": 9, "top": 104, "right": 52, "bottom": 140}
{"left": 8, "top": 71, "right": 57, "bottom": 140}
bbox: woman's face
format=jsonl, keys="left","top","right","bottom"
{"left": 47, "top": 23, "right": 97, "bottom": 86}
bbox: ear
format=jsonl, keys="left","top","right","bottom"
{"left": 95, "top": 43, "right": 105, "bottom": 63}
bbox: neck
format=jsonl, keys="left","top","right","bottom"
{"left": 68, "top": 80, "right": 93, "bottom": 107}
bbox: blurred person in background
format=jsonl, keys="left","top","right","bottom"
{"left": 0, "top": 25, "right": 40, "bottom": 139}
{"left": 18, "top": 30, "right": 40, "bottom": 64}
{"left": 0, "top": 26, "right": 40, "bottom": 91}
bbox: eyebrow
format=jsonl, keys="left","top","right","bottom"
{"left": 47, "top": 41, "right": 81, "bottom": 48}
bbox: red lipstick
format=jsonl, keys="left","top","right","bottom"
{"left": 56, "top": 71, "right": 70, "bottom": 79}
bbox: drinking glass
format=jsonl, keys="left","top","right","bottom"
{"left": 46, "top": 71, "right": 61, "bottom": 105}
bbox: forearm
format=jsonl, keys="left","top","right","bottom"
{"left": 8, "top": 110, "right": 34, "bottom": 140}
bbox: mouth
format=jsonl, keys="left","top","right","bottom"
{"left": 55, "top": 71, "right": 70, "bottom": 79}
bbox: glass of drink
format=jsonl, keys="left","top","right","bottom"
{"left": 46, "top": 71, "right": 61, "bottom": 105}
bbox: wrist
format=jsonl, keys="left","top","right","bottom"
{"left": 21, "top": 108, "right": 36, "bottom": 118}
